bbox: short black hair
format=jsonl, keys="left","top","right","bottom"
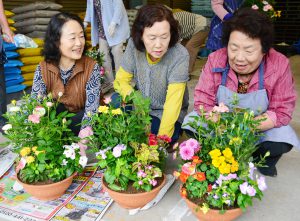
{"left": 222, "top": 8, "right": 274, "bottom": 53}
{"left": 131, "top": 4, "right": 179, "bottom": 51}
{"left": 42, "top": 12, "right": 87, "bottom": 64}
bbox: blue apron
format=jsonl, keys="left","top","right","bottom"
{"left": 206, "top": 0, "right": 244, "bottom": 51}
{"left": 183, "top": 62, "right": 300, "bottom": 150}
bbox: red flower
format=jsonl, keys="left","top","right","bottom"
{"left": 193, "top": 172, "right": 206, "bottom": 182}
{"left": 192, "top": 156, "right": 202, "bottom": 165}
{"left": 157, "top": 135, "right": 172, "bottom": 143}
{"left": 207, "top": 184, "right": 212, "bottom": 192}
{"left": 179, "top": 172, "right": 189, "bottom": 183}
{"left": 148, "top": 133, "right": 158, "bottom": 146}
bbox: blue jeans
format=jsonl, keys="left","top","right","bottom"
{"left": 111, "top": 92, "right": 182, "bottom": 143}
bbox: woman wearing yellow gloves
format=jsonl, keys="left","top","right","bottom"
{"left": 113, "top": 4, "right": 189, "bottom": 144}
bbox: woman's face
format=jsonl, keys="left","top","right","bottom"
{"left": 227, "top": 31, "right": 265, "bottom": 75}
{"left": 59, "top": 20, "right": 85, "bottom": 63}
{"left": 142, "top": 20, "right": 171, "bottom": 61}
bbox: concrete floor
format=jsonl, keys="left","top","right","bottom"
{"left": 1, "top": 55, "right": 300, "bottom": 221}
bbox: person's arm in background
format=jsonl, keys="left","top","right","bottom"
{"left": 0, "top": 0, "right": 14, "bottom": 43}
{"left": 81, "top": 63, "right": 101, "bottom": 129}
{"left": 255, "top": 58, "right": 296, "bottom": 131}
{"left": 114, "top": 66, "right": 133, "bottom": 98}
{"left": 158, "top": 54, "right": 189, "bottom": 138}
{"left": 31, "top": 64, "right": 47, "bottom": 99}
{"left": 194, "top": 55, "right": 218, "bottom": 113}
{"left": 211, "top": 0, "right": 233, "bottom": 21}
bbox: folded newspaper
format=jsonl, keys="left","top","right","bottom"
{"left": 0, "top": 146, "right": 17, "bottom": 178}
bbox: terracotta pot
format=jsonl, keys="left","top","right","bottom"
{"left": 102, "top": 174, "right": 166, "bottom": 209}
{"left": 184, "top": 197, "right": 243, "bottom": 221}
{"left": 16, "top": 172, "right": 77, "bottom": 201}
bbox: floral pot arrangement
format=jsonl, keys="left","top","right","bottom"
{"left": 85, "top": 91, "right": 170, "bottom": 209}
{"left": 2, "top": 94, "right": 88, "bottom": 200}
{"left": 174, "top": 101, "right": 268, "bottom": 220}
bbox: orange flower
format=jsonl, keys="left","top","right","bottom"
{"left": 180, "top": 187, "right": 187, "bottom": 198}
{"left": 192, "top": 156, "right": 202, "bottom": 165}
{"left": 193, "top": 172, "right": 206, "bottom": 182}
{"left": 179, "top": 172, "right": 189, "bottom": 183}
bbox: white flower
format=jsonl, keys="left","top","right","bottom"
{"left": 63, "top": 148, "right": 76, "bottom": 160}
{"left": 46, "top": 102, "right": 53, "bottom": 108}
{"left": 33, "top": 106, "right": 46, "bottom": 116}
{"left": 58, "top": 92, "right": 63, "bottom": 97}
{"left": 71, "top": 143, "right": 80, "bottom": 150}
{"left": 2, "top": 124, "right": 12, "bottom": 133}
{"left": 9, "top": 106, "right": 20, "bottom": 112}
{"left": 79, "top": 156, "right": 88, "bottom": 168}
{"left": 62, "top": 159, "right": 68, "bottom": 166}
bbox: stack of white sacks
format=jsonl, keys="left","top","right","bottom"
{"left": 12, "top": 1, "right": 62, "bottom": 39}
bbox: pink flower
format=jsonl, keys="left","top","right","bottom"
{"left": 181, "top": 162, "right": 196, "bottom": 175}
{"left": 179, "top": 141, "right": 194, "bottom": 160}
{"left": 185, "top": 138, "right": 201, "bottom": 153}
{"left": 138, "top": 180, "right": 143, "bottom": 185}
{"left": 137, "top": 170, "right": 147, "bottom": 178}
{"left": 212, "top": 102, "right": 229, "bottom": 113}
{"left": 252, "top": 4, "right": 259, "bottom": 10}
{"left": 100, "top": 67, "right": 105, "bottom": 76}
{"left": 103, "top": 97, "right": 112, "bottom": 104}
{"left": 46, "top": 102, "right": 53, "bottom": 108}
{"left": 79, "top": 126, "right": 93, "bottom": 139}
{"left": 16, "top": 158, "right": 26, "bottom": 173}
{"left": 263, "top": 4, "right": 273, "bottom": 12}
{"left": 28, "top": 114, "right": 40, "bottom": 124}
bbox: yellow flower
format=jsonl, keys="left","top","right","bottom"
{"left": 209, "top": 149, "right": 221, "bottom": 159}
{"left": 226, "top": 156, "right": 234, "bottom": 163}
{"left": 98, "top": 106, "right": 109, "bottom": 113}
{"left": 212, "top": 159, "right": 221, "bottom": 168}
{"left": 32, "top": 146, "right": 38, "bottom": 152}
{"left": 200, "top": 203, "right": 210, "bottom": 214}
{"left": 218, "top": 156, "right": 225, "bottom": 163}
{"left": 231, "top": 160, "right": 239, "bottom": 173}
{"left": 11, "top": 100, "right": 17, "bottom": 106}
{"left": 229, "top": 137, "right": 242, "bottom": 146}
{"left": 26, "top": 156, "right": 35, "bottom": 164}
{"left": 111, "top": 108, "right": 122, "bottom": 115}
{"left": 222, "top": 148, "right": 232, "bottom": 158}
{"left": 20, "top": 147, "right": 31, "bottom": 157}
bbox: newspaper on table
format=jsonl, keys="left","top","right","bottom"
{"left": 0, "top": 166, "right": 110, "bottom": 221}
{"left": 52, "top": 169, "right": 113, "bottom": 221}
{"left": 0, "top": 148, "right": 17, "bottom": 178}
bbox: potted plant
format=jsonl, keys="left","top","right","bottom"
{"left": 174, "top": 101, "right": 268, "bottom": 221}
{"left": 86, "top": 91, "right": 170, "bottom": 209}
{"left": 2, "top": 93, "right": 88, "bottom": 200}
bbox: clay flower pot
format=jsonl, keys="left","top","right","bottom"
{"left": 16, "top": 172, "right": 77, "bottom": 201}
{"left": 184, "top": 197, "right": 243, "bottom": 221}
{"left": 102, "top": 174, "right": 166, "bottom": 209}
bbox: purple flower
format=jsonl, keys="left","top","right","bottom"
{"left": 137, "top": 170, "right": 147, "bottom": 178}
{"left": 227, "top": 173, "right": 237, "bottom": 180}
{"left": 239, "top": 182, "right": 257, "bottom": 196}
{"left": 149, "top": 179, "right": 157, "bottom": 186}
{"left": 213, "top": 194, "right": 219, "bottom": 199}
{"left": 240, "top": 182, "right": 249, "bottom": 195}
{"left": 179, "top": 143, "right": 194, "bottom": 160}
{"left": 112, "top": 144, "right": 126, "bottom": 158}
{"left": 138, "top": 180, "right": 143, "bottom": 185}
{"left": 146, "top": 165, "right": 153, "bottom": 170}
{"left": 96, "top": 150, "right": 107, "bottom": 159}
{"left": 225, "top": 200, "right": 231, "bottom": 205}
{"left": 249, "top": 162, "right": 256, "bottom": 180}
{"left": 222, "top": 193, "right": 228, "bottom": 198}
{"left": 247, "top": 186, "right": 256, "bottom": 196}
{"left": 257, "top": 176, "right": 267, "bottom": 191}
